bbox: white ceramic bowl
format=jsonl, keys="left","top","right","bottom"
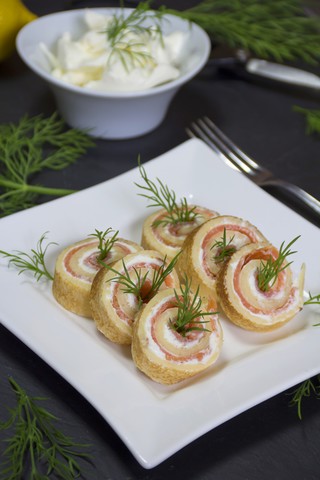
{"left": 16, "top": 8, "right": 211, "bottom": 139}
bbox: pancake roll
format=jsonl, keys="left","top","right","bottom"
{"left": 136, "top": 160, "right": 218, "bottom": 261}
{"left": 216, "top": 241, "right": 305, "bottom": 332}
{"left": 90, "top": 250, "right": 180, "bottom": 345}
{"left": 141, "top": 205, "right": 218, "bottom": 261}
{"left": 52, "top": 236, "right": 142, "bottom": 318}
{"left": 176, "top": 215, "right": 267, "bottom": 303}
{"left": 131, "top": 286, "right": 223, "bottom": 384}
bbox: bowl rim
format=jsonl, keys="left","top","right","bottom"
{"left": 16, "top": 7, "right": 211, "bottom": 99}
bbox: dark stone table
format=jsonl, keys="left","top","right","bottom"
{"left": 0, "top": 1, "right": 319, "bottom": 478}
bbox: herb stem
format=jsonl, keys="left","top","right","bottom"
{"left": 0, "top": 178, "right": 76, "bottom": 196}
{"left": 161, "top": 0, "right": 320, "bottom": 64}
{"left": 0, "top": 232, "right": 56, "bottom": 281}
{"left": 104, "top": 252, "right": 180, "bottom": 307}
{"left": 289, "top": 376, "right": 320, "bottom": 419}
{"left": 257, "top": 236, "right": 299, "bottom": 292}
{"left": 0, "top": 113, "right": 93, "bottom": 217}
{"left": 90, "top": 228, "right": 119, "bottom": 261}
{"left": 304, "top": 292, "right": 320, "bottom": 308}
{"left": 211, "top": 228, "right": 236, "bottom": 263}
{"left": 136, "top": 160, "right": 198, "bottom": 225}
{"left": 170, "top": 277, "right": 215, "bottom": 336}
{"left": 294, "top": 106, "right": 320, "bottom": 136}
{"left": 0, "top": 377, "right": 91, "bottom": 479}
{"left": 103, "top": 1, "right": 164, "bottom": 71}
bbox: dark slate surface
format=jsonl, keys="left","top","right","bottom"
{"left": 1, "top": 1, "right": 320, "bottom": 479}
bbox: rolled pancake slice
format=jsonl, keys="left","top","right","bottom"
{"left": 90, "top": 250, "right": 180, "bottom": 345}
{"left": 141, "top": 205, "right": 219, "bottom": 261}
{"left": 132, "top": 288, "right": 223, "bottom": 384}
{"left": 52, "top": 237, "right": 142, "bottom": 318}
{"left": 176, "top": 215, "right": 267, "bottom": 303}
{"left": 216, "top": 242, "right": 305, "bottom": 332}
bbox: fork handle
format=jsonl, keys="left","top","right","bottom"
{"left": 263, "top": 179, "right": 320, "bottom": 216}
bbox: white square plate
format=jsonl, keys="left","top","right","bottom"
{"left": 0, "top": 139, "right": 319, "bottom": 468}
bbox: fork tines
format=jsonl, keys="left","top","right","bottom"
{"left": 187, "top": 116, "right": 260, "bottom": 174}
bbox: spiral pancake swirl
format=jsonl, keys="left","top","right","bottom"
{"left": 90, "top": 250, "right": 180, "bottom": 345}
{"left": 216, "top": 242, "right": 305, "bottom": 331}
{"left": 176, "top": 215, "right": 267, "bottom": 303}
{"left": 52, "top": 237, "right": 142, "bottom": 317}
{"left": 131, "top": 289, "right": 223, "bottom": 384}
{"left": 141, "top": 205, "right": 219, "bottom": 262}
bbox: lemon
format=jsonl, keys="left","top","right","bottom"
{"left": 0, "top": 0, "right": 37, "bottom": 61}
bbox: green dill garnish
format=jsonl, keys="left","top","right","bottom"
{"left": 288, "top": 375, "right": 320, "bottom": 419}
{"left": 161, "top": 0, "right": 320, "bottom": 64}
{"left": 0, "top": 377, "right": 91, "bottom": 480}
{"left": 0, "top": 113, "right": 94, "bottom": 217}
{"left": 89, "top": 227, "right": 119, "bottom": 261}
{"left": 169, "top": 277, "right": 215, "bottom": 337}
{"left": 304, "top": 292, "right": 320, "bottom": 306}
{"left": 257, "top": 236, "right": 300, "bottom": 292}
{"left": 103, "top": 1, "right": 164, "bottom": 71}
{"left": 304, "top": 292, "right": 320, "bottom": 326}
{"left": 0, "top": 232, "right": 55, "bottom": 281}
{"left": 135, "top": 160, "right": 198, "bottom": 226}
{"left": 211, "top": 228, "right": 236, "bottom": 263}
{"left": 102, "top": 252, "right": 180, "bottom": 307}
{"left": 293, "top": 106, "right": 320, "bottom": 136}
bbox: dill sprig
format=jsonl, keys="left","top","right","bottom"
{"left": 89, "top": 228, "right": 119, "bottom": 261}
{"left": 288, "top": 375, "right": 320, "bottom": 419}
{"left": 161, "top": 0, "right": 320, "bottom": 64}
{"left": 210, "top": 228, "right": 236, "bottom": 263}
{"left": 293, "top": 106, "right": 320, "bottom": 136}
{"left": 103, "top": 1, "right": 164, "bottom": 71}
{"left": 0, "top": 232, "right": 55, "bottom": 281}
{"left": 0, "top": 113, "right": 94, "bottom": 217}
{"left": 169, "top": 277, "right": 215, "bottom": 337}
{"left": 102, "top": 252, "right": 180, "bottom": 307}
{"left": 0, "top": 377, "right": 91, "bottom": 480}
{"left": 135, "top": 160, "right": 198, "bottom": 226}
{"left": 257, "top": 236, "right": 300, "bottom": 292}
{"left": 304, "top": 292, "right": 320, "bottom": 306}
{"left": 304, "top": 292, "right": 320, "bottom": 326}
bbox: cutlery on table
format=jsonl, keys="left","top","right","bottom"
{"left": 186, "top": 116, "right": 320, "bottom": 218}
{"left": 243, "top": 58, "right": 320, "bottom": 90}
{"left": 205, "top": 49, "right": 320, "bottom": 97}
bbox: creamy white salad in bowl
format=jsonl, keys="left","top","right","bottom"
{"left": 16, "top": 7, "right": 211, "bottom": 139}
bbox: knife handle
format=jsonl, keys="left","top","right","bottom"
{"left": 246, "top": 59, "right": 320, "bottom": 89}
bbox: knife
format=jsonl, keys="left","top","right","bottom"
{"left": 206, "top": 52, "right": 320, "bottom": 96}
{"left": 245, "top": 58, "right": 320, "bottom": 89}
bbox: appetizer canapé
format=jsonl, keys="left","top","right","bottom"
{"left": 136, "top": 161, "right": 219, "bottom": 261}
{"left": 90, "top": 250, "right": 180, "bottom": 344}
{"left": 142, "top": 205, "right": 218, "bottom": 262}
{"left": 132, "top": 282, "right": 223, "bottom": 384}
{"left": 216, "top": 240, "right": 305, "bottom": 331}
{"left": 53, "top": 232, "right": 142, "bottom": 318}
{"left": 176, "top": 215, "right": 267, "bottom": 302}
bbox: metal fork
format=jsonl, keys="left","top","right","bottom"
{"left": 186, "top": 116, "right": 320, "bottom": 217}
